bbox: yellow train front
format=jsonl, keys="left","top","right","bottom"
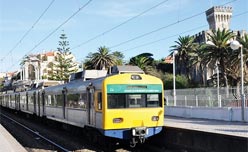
{"left": 101, "top": 73, "right": 164, "bottom": 147}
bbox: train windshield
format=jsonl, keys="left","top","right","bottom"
{"left": 107, "top": 93, "right": 162, "bottom": 109}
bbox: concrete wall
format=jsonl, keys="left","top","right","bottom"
{"left": 165, "top": 106, "right": 248, "bottom": 122}
{"left": 150, "top": 127, "right": 248, "bottom": 152}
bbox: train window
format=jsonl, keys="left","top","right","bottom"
{"left": 97, "top": 92, "right": 102, "bottom": 110}
{"left": 28, "top": 95, "right": 34, "bottom": 104}
{"left": 80, "top": 93, "right": 87, "bottom": 109}
{"left": 46, "top": 95, "right": 53, "bottom": 106}
{"left": 20, "top": 95, "right": 26, "bottom": 110}
{"left": 127, "top": 94, "right": 146, "bottom": 108}
{"left": 10, "top": 95, "right": 15, "bottom": 107}
{"left": 4, "top": 95, "right": 10, "bottom": 106}
{"left": 147, "top": 94, "right": 160, "bottom": 107}
{"left": 51, "top": 95, "right": 56, "bottom": 106}
{"left": 108, "top": 94, "right": 126, "bottom": 108}
{"left": 20, "top": 95, "right": 26, "bottom": 104}
{"left": 16, "top": 95, "right": 20, "bottom": 103}
{"left": 55, "top": 94, "right": 63, "bottom": 107}
{"left": 107, "top": 93, "right": 162, "bottom": 109}
{"left": 67, "top": 93, "right": 86, "bottom": 109}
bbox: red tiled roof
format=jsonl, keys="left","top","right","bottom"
{"left": 45, "top": 51, "right": 54, "bottom": 56}
{"left": 164, "top": 55, "right": 173, "bottom": 64}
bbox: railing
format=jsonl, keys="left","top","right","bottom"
{"left": 165, "top": 87, "right": 248, "bottom": 107}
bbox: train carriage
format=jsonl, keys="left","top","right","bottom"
{"left": 19, "top": 91, "right": 29, "bottom": 113}
{"left": 43, "top": 80, "right": 90, "bottom": 127}
{"left": 0, "top": 66, "right": 164, "bottom": 147}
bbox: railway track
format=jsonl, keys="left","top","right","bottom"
{"left": 0, "top": 108, "right": 101, "bottom": 152}
{"left": 0, "top": 112, "right": 71, "bottom": 152}
{"left": 0, "top": 108, "right": 173, "bottom": 152}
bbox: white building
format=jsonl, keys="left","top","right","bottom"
{"left": 19, "top": 50, "right": 79, "bottom": 81}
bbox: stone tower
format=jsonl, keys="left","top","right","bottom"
{"left": 206, "top": 6, "right": 232, "bottom": 31}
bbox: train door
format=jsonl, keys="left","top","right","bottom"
{"left": 41, "top": 91, "right": 45, "bottom": 116}
{"left": 14, "top": 94, "right": 17, "bottom": 110}
{"left": 37, "top": 91, "right": 41, "bottom": 117}
{"left": 18, "top": 94, "right": 21, "bottom": 111}
{"left": 4, "top": 95, "right": 7, "bottom": 107}
{"left": 16, "top": 93, "right": 20, "bottom": 111}
{"left": 26, "top": 92, "right": 29, "bottom": 111}
{"left": 62, "top": 88, "right": 67, "bottom": 119}
{"left": 33, "top": 92, "right": 37, "bottom": 115}
{"left": 87, "top": 85, "right": 95, "bottom": 126}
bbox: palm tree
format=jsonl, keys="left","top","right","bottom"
{"left": 199, "top": 29, "right": 235, "bottom": 87}
{"left": 238, "top": 33, "right": 248, "bottom": 66}
{"left": 112, "top": 51, "right": 124, "bottom": 65}
{"left": 188, "top": 48, "right": 205, "bottom": 85}
{"left": 228, "top": 34, "right": 248, "bottom": 96}
{"left": 88, "top": 46, "right": 117, "bottom": 70}
{"left": 129, "top": 53, "right": 154, "bottom": 74}
{"left": 170, "top": 35, "right": 198, "bottom": 81}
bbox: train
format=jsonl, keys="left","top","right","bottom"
{"left": 0, "top": 66, "right": 164, "bottom": 147}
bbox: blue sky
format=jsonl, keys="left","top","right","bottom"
{"left": 0, "top": 0, "right": 247, "bottom": 72}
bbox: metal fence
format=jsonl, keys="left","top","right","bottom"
{"left": 165, "top": 87, "right": 248, "bottom": 107}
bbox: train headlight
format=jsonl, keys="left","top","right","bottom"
{"left": 113, "top": 118, "right": 123, "bottom": 123}
{"left": 131, "top": 75, "right": 142, "bottom": 80}
{"left": 152, "top": 116, "right": 159, "bottom": 121}
{"left": 132, "top": 127, "right": 147, "bottom": 136}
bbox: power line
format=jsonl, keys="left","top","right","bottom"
{"left": 76, "top": 25, "right": 208, "bottom": 62}
{"left": 109, "top": 0, "right": 238, "bottom": 49}
{"left": 8, "top": 0, "right": 93, "bottom": 70}
{"left": 0, "top": 0, "right": 56, "bottom": 62}
{"left": 122, "top": 25, "right": 208, "bottom": 52}
{"left": 232, "top": 11, "right": 248, "bottom": 18}
{"left": 121, "top": 10, "right": 248, "bottom": 53}
{"left": 71, "top": 0, "right": 170, "bottom": 50}
{"left": 75, "top": 0, "right": 242, "bottom": 62}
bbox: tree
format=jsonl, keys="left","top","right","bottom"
{"left": 112, "top": 51, "right": 124, "bottom": 65}
{"left": 162, "top": 73, "right": 190, "bottom": 89}
{"left": 188, "top": 47, "right": 205, "bottom": 85}
{"left": 47, "top": 62, "right": 55, "bottom": 80}
{"left": 82, "top": 58, "right": 94, "bottom": 70}
{"left": 226, "top": 34, "right": 248, "bottom": 97}
{"left": 87, "top": 46, "right": 117, "bottom": 70}
{"left": 199, "top": 29, "right": 235, "bottom": 87}
{"left": 170, "top": 35, "right": 198, "bottom": 81}
{"left": 129, "top": 53, "right": 154, "bottom": 74}
{"left": 53, "top": 31, "right": 78, "bottom": 82}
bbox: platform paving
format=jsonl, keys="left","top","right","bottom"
{"left": 164, "top": 116, "right": 248, "bottom": 138}
{"left": 0, "top": 124, "right": 27, "bottom": 152}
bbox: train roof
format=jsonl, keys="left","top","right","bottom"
{"left": 110, "top": 66, "right": 144, "bottom": 74}
{"left": 44, "top": 76, "right": 105, "bottom": 94}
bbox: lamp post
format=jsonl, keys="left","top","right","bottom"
{"left": 215, "top": 61, "right": 220, "bottom": 107}
{"left": 173, "top": 50, "right": 178, "bottom": 106}
{"left": 230, "top": 40, "right": 245, "bottom": 121}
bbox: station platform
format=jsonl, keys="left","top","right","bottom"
{"left": 164, "top": 116, "right": 248, "bottom": 138}
{"left": 0, "top": 124, "right": 27, "bottom": 152}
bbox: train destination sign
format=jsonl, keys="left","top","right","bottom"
{"left": 107, "top": 84, "right": 162, "bottom": 93}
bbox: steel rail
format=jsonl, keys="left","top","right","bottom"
{"left": 0, "top": 113, "right": 70, "bottom": 152}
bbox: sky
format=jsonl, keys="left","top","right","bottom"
{"left": 0, "top": 0, "right": 247, "bottom": 73}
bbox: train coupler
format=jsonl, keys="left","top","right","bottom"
{"left": 130, "top": 137, "right": 138, "bottom": 148}
{"left": 139, "top": 136, "right": 145, "bottom": 144}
